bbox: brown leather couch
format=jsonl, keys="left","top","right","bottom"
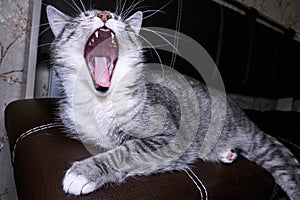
{"left": 5, "top": 0, "right": 300, "bottom": 199}
{"left": 7, "top": 98, "right": 298, "bottom": 200}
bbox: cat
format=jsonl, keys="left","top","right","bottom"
{"left": 47, "top": 3, "right": 300, "bottom": 199}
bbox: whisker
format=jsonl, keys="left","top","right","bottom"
{"left": 71, "top": 0, "right": 83, "bottom": 14}
{"left": 142, "top": 0, "right": 173, "bottom": 20}
{"left": 38, "top": 22, "right": 73, "bottom": 36}
{"left": 141, "top": 28, "right": 184, "bottom": 40}
{"left": 120, "top": 0, "right": 129, "bottom": 18}
{"left": 73, "top": 0, "right": 83, "bottom": 12}
{"left": 127, "top": 30, "right": 165, "bottom": 78}
{"left": 142, "top": 10, "right": 166, "bottom": 16}
{"left": 62, "top": 0, "right": 81, "bottom": 15}
{"left": 122, "top": 0, "right": 145, "bottom": 19}
{"left": 20, "top": 42, "right": 53, "bottom": 58}
{"left": 32, "top": 22, "right": 72, "bottom": 29}
{"left": 36, "top": 22, "right": 51, "bottom": 27}
{"left": 125, "top": 5, "right": 152, "bottom": 13}
{"left": 41, "top": 0, "right": 80, "bottom": 16}
{"left": 115, "top": 0, "right": 122, "bottom": 15}
{"left": 90, "top": 1, "right": 96, "bottom": 9}
{"left": 79, "top": 0, "right": 87, "bottom": 12}
{"left": 37, "top": 43, "right": 53, "bottom": 48}
{"left": 140, "top": 28, "right": 181, "bottom": 56}
{"left": 31, "top": 23, "right": 51, "bottom": 29}
{"left": 39, "top": 26, "right": 52, "bottom": 36}
{"left": 125, "top": 0, "right": 144, "bottom": 13}
{"left": 42, "top": 2, "right": 50, "bottom": 7}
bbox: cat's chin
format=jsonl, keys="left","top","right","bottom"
{"left": 94, "top": 86, "right": 112, "bottom": 97}
{"left": 95, "top": 86, "right": 109, "bottom": 93}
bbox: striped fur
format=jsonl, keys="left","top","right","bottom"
{"left": 47, "top": 5, "right": 300, "bottom": 199}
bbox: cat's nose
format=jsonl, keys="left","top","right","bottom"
{"left": 97, "top": 12, "right": 112, "bottom": 22}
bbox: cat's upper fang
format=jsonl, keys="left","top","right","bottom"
{"left": 100, "top": 28, "right": 110, "bottom": 32}
{"left": 87, "top": 28, "right": 117, "bottom": 47}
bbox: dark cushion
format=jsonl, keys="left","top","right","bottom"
{"left": 38, "top": 0, "right": 300, "bottom": 98}
{"left": 5, "top": 98, "right": 292, "bottom": 200}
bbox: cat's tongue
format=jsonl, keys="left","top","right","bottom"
{"left": 94, "top": 57, "right": 110, "bottom": 88}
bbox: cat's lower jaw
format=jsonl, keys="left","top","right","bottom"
{"left": 63, "top": 159, "right": 125, "bottom": 195}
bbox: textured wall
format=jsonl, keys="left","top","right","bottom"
{"left": 237, "top": 0, "right": 300, "bottom": 33}
{"left": 0, "top": 0, "right": 30, "bottom": 199}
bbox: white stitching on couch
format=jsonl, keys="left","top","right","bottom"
{"left": 184, "top": 169, "right": 203, "bottom": 199}
{"left": 187, "top": 168, "right": 208, "bottom": 200}
{"left": 12, "top": 122, "right": 62, "bottom": 164}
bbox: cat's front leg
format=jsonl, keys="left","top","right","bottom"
{"left": 63, "top": 157, "right": 126, "bottom": 195}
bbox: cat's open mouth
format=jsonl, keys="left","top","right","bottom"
{"left": 84, "top": 27, "right": 118, "bottom": 92}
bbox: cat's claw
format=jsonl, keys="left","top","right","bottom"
{"left": 63, "top": 170, "right": 97, "bottom": 195}
{"left": 220, "top": 148, "right": 238, "bottom": 163}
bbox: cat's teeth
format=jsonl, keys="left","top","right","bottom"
{"left": 88, "top": 41, "right": 92, "bottom": 46}
{"left": 100, "top": 28, "right": 110, "bottom": 32}
{"left": 112, "top": 39, "right": 117, "bottom": 47}
{"left": 111, "top": 34, "right": 117, "bottom": 47}
{"left": 91, "top": 38, "right": 95, "bottom": 43}
{"left": 95, "top": 31, "right": 99, "bottom": 38}
{"left": 109, "top": 64, "right": 114, "bottom": 75}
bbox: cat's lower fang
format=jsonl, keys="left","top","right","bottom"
{"left": 109, "top": 64, "right": 114, "bottom": 76}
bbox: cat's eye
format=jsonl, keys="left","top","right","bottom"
{"left": 84, "top": 13, "right": 89, "bottom": 17}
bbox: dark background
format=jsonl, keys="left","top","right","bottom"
{"left": 38, "top": 0, "right": 300, "bottom": 99}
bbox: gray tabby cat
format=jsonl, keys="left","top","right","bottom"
{"left": 47, "top": 4, "right": 300, "bottom": 199}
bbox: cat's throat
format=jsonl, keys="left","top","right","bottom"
{"left": 84, "top": 27, "right": 118, "bottom": 91}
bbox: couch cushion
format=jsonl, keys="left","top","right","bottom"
{"left": 5, "top": 98, "right": 290, "bottom": 199}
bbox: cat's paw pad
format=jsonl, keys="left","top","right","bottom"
{"left": 63, "top": 169, "right": 97, "bottom": 195}
{"left": 220, "top": 148, "right": 238, "bottom": 163}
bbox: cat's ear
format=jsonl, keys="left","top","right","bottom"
{"left": 46, "top": 5, "right": 71, "bottom": 37}
{"left": 125, "top": 11, "right": 143, "bottom": 35}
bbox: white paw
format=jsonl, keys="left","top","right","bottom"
{"left": 63, "top": 170, "right": 97, "bottom": 195}
{"left": 220, "top": 148, "right": 238, "bottom": 163}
